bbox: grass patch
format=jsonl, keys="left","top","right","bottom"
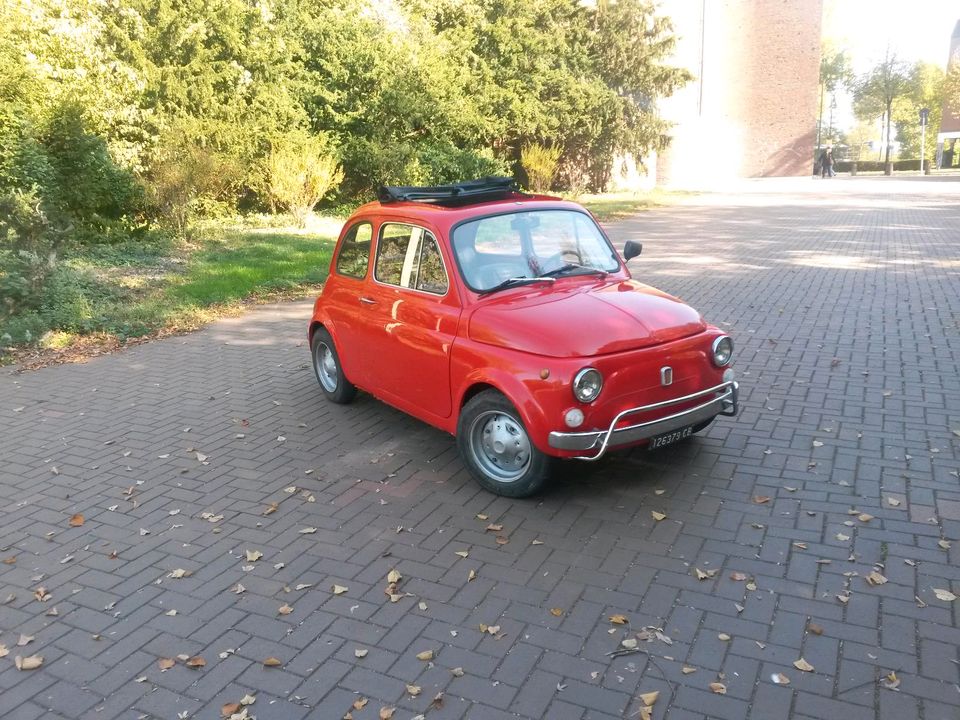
{"left": 576, "top": 189, "right": 693, "bottom": 222}
{"left": 1, "top": 219, "right": 339, "bottom": 365}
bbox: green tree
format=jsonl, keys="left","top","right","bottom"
{"left": 817, "top": 46, "right": 853, "bottom": 150}
{"left": 854, "top": 50, "right": 910, "bottom": 171}
{"left": 267, "top": 131, "right": 344, "bottom": 227}
{"left": 892, "top": 62, "right": 944, "bottom": 163}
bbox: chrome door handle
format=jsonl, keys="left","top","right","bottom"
{"left": 359, "top": 297, "right": 377, "bottom": 305}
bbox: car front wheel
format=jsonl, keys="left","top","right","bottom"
{"left": 457, "top": 390, "right": 551, "bottom": 497}
{"left": 311, "top": 327, "right": 356, "bottom": 404}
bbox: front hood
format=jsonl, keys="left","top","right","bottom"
{"left": 468, "top": 279, "right": 706, "bottom": 357}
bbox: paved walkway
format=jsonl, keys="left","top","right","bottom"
{"left": 1, "top": 178, "right": 958, "bottom": 719}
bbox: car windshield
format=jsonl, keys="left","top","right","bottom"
{"left": 451, "top": 210, "right": 621, "bottom": 292}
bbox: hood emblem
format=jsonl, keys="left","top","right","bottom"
{"left": 660, "top": 366, "right": 673, "bottom": 386}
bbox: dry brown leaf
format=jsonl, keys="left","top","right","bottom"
{"left": 858, "top": 513, "right": 874, "bottom": 523}
{"left": 793, "top": 658, "right": 814, "bottom": 672}
{"left": 185, "top": 656, "right": 206, "bottom": 668}
{"left": 836, "top": 533, "right": 850, "bottom": 542}
{"left": 476, "top": 514, "right": 488, "bottom": 520}
{"left": 609, "top": 614, "right": 629, "bottom": 625}
{"left": 263, "top": 657, "right": 282, "bottom": 667}
{"left": 886, "top": 497, "right": 901, "bottom": 507}
{"left": 807, "top": 622, "right": 824, "bottom": 635}
{"left": 937, "top": 539, "right": 951, "bottom": 550}
{"left": 429, "top": 692, "right": 444, "bottom": 709}
{"left": 772, "top": 672, "right": 790, "bottom": 685}
{"left": 454, "top": 550, "right": 469, "bottom": 558}
{"left": 621, "top": 638, "right": 638, "bottom": 650}
{"left": 278, "top": 604, "right": 293, "bottom": 615}
{"left": 639, "top": 690, "right": 659, "bottom": 706}
{"left": 386, "top": 569, "right": 401, "bottom": 584}
{"left": 33, "top": 587, "right": 50, "bottom": 602}
{"left": 933, "top": 588, "right": 957, "bottom": 602}
{"left": 485, "top": 524, "right": 503, "bottom": 532}
{"left": 682, "top": 665, "right": 697, "bottom": 674}
{"left": 17, "top": 634, "right": 33, "bottom": 647}
{"left": 450, "top": 667, "right": 464, "bottom": 677}
{"left": 379, "top": 708, "right": 395, "bottom": 720}
{"left": 168, "top": 568, "right": 191, "bottom": 579}
{"left": 416, "top": 649, "right": 434, "bottom": 661}
{"left": 694, "top": 568, "right": 718, "bottom": 580}
{"left": 792, "top": 542, "right": 808, "bottom": 550}
{"left": 69, "top": 513, "right": 84, "bottom": 527}
{"left": 15, "top": 655, "right": 43, "bottom": 671}
{"left": 709, "top": 682, "right": 726, "bottom": 694}
{"left": 0, "top": 644, "right": 8, "bottom": 658}
{"left": 3, "top": 556, "right": 15, "bottom": 564}
{"left": 406, "top": 685, "right": 421, "bottom": 696}
{"left": 158, "top": 657, "right": 176, "bottom": 670}
{"left": 718, "top": 633, "right": 731, "bottom": 641}
{"left": 866, "top": 571, "right": 888, "bottom": 586}
{"left": 651, "top": 511, "right": 666, "bottom": 522}
{"left": 531, "top": 539, "right": 544, "bottom": 545}
{"left": 549, "top": 607, "right": 563, "bottom": 617}
{"left": 352, "top": 698, "right": 368, "bottom": 710}
{"left": 837, "top": 593, "right": 850, "bottom": 604}
{"left": 221, "top": 703, "right": 241, "bottom": 717}
{"left": 354, "top": 648, "right": 368, "bottom": 658}
{"left": 299, "top": 527, "right": 317, "bottom": 534}
{"left": 244, "top": 549, "right": 262, "bottom": 562}
{"left": 753, "top": 496, "right": 771, "bottom": 504}
{"left": 881, "top": 671, "right": 900, "bottom": 690}
{"left": 495, "top": 536, "right": 509, "bottom": 545}
{"left": 263, "top": 502, "right": 278, "bottom": 516}
{"left": 638, "top": 709, "right": 652, "bottom": 720}
{"left": 468, "top": 569, "right": 476, "bottom": 582}
{"left": 332, "top": 584, "right": 348, "bottom": 595}
{"left": 730, "top": 572, "right": 748, "bottom": 581}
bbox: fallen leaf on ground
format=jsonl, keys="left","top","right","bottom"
{"left": 450, "top": 667, "right": 464, "bottom": 677}
{"left": 609, "top": 614, "right": 629, "bottom": 625}
{"left": 387, "top": 569, "right": 401, "bottom": 584}
{"left": 454, "top": 550, "right": 469, "bottom": 558}
{"left": 221, "top": 703, "right": 241, "bottom": 717}
{"left": 379, "top": 708, "right": 394, "bottom": 720}
{"left": 938, "top": 539, "right": 951, "bottom": 550}
{"left": 531, "top": 539, "right": 544, "bottom": 545}
{"left": 352, "top": 698, "right": 368, "bottom": 711}
{"left": 718, "top": 633, "right": 731, "bottom": 641}
{"left": 159, "top": 657, "right": 176, "bottom": 670}
{"left": 621, "top": 638, "right": 638, "bottom": 650}
{"left": 933, "top": 588, "right": 957, "bottom": 602}
{"left": 416, "top": 649, "right": 434, "bottom": 661}
{"left": 476, "top": 514, "right": 488, "bottom": 520}
{"left": 753, "top": 496, "right": 771, "bottom": 504}
{"left": 13, "top": 655, "right": 43, "bottom": 670}
{"left": 866, "top": 571, "right": 888, "bottom": 586}
{"left": 639, "top": 690, "right": 659, "bottom": 706}
{"left": 278, "top": 604, "right": 293, "bottom": 615}
{"left": 495, "top": 536, "right": 509, "bottom": 545}
{"left": 793, "top": 542, "right": 808, "bottom": 550}
{"left": 354, "top": 648, "right": 368, "bottom": 658}
{"left": 406, "top": 685, "right": 421, "bottom": 696}
{"left": 793, "top": 658, "right": 814, "bottom": 672}
{"left": 69, "top": 514, "right": 84, "bottom": 527}
{"left": 836, "top": 533, "right": 850, "bottom": 542}
{"left": 468, "top": 569, "right": 476, "bottom": 581}
{"left": 886, "top": 497, "right": 901, "bottom": 507}
{"left": 881, "top": 671, "right": 900, "bottom": 690}
{"left": 299, "top": 527, "right": 317, "bottom": 534}
{"left": 651, "top": 511, "right": 666, "bottom": 522}
{"left": 682, "top": 666, "right": 697, "bottom": 674}
{"left": 168, "top": 568, "right": 191, "bottom": 579}
{"left": 485, "top": 524, "right": 503, "bottom": 532}
{"left": 772, "top": 672, "right": 790, "bottom": 685}
{"left": 17, "top": 634, "right": 33, "bottom": 647}
{"left": 730, "top": 572, "right": 748, "bottom": 581}
{"left": 807, "top": 622, "right": 824, "bottom": 635}
{"left": 244, "top": 550, "right": 262, "bottom": 562}
{"left": 0, "top": 644, "right": 7, "bottom": 658}
{"left": 263, "top": 657, "right": 282, "bottom": 667}
{"left": 33, "top": 587, "right": 50, "bottom": 602}
{"left": 2, "top": 556, "right": 14, "bottom": 564}
{"left": 709, "top": 682, "right": 726, "bottom": 694}
{"left": 429, "top": 692, "right": 444, "bottom": 709}
{"left": 185, "top": 656, "right": 206, "bottom": 668}
{"left": 694, "top": 568, "right": 718, "bottom": 580}
{"left": 549, "top": 608, "right": 563, "bottom": 617}
{"left": 332, "top": 584, "right": 348, "bottom": 595}
{"left": 263, "top": 503, "right": 278, "bottom": 515}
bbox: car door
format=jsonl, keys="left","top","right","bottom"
{"left": 324, "top": 220, "right": 374, "bottom": 387}
{"left": 358, "top": 221, "right": 459, "bottom": 419}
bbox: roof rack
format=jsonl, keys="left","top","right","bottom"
{"left": 377, "top": 177, "right": 525, "bottom": 206}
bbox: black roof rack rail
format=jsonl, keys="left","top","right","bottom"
{"left": 377, "top": 176, "right": 525, "bottom": 206}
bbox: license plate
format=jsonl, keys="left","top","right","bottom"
{"left": 648, "top": 425, "right": 693, "bottom": 450}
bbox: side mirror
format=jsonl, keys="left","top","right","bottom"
{"left": 623, "top": 240, "right": 643, "bottom": 261}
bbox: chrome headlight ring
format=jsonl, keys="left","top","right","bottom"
{"left": 712, "top": 336, "right": 733, "bottom": 367}
{"left": 573, "top": 367, "right": 603, "bottom": 403}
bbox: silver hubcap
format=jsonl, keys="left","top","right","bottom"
{"left": 468, "top": 410, "right": 531, "bottom": 483}
{"left": 314, "top": 341, "right": 338, "bottom": 392}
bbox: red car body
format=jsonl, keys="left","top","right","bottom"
{"left": 309, "top": 181, "right": 737, "bottom": 495}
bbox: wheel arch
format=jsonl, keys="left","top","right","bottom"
{"left": 455, "top": 372, "right": 551, "bottom": 453}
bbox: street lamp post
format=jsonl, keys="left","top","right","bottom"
{"left": 919, "top": 108, "right": 929, "bottom": 175}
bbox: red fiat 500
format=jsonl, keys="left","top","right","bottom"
{"left": 309, "top": 178, "right": 738, "bottom": 496}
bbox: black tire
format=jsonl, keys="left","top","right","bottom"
{"left": 456, "top": 390, "right": 552, "bottom": 497}
{"left": 311, "top": 327, "right": 357, "bottom": 404}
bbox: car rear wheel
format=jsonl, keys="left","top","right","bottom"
{"left": 311, "top": 327, "right": 356, "bottom": 404}
{"left": 457, "top": 390, "right": 551, "bottom": 497}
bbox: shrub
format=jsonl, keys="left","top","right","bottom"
{"left": 0, "top": 188, "right": 68, "bottom": 323}
{"left": 267, "top": 131, "right": 344, "bottom": 227}
{"left": 521, "top": 143, "right": 563, "bottom": 192}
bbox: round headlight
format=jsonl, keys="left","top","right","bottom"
{"left": 573, "top": 368, "right": 603, "bottom": 403}
{"left": 712, "top": 336, "right": 733, "bottom": 367}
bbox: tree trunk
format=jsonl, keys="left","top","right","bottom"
{"left": 884, "top": 98, "right": 893, "bottom": 174}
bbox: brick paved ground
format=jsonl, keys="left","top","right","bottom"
{"left": 1, "top": 177, "right": 958, "bottom": 720}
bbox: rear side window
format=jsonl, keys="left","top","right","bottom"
{"left": 335, "top": 222, "right": 372, "bottom": 278}
{"left": 375, "top": 223, "right": 448, "bottom": 295}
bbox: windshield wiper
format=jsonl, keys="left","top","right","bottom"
{"left": 540, "top": 263, "right": 608, "bottom": 278}
{"left": 478, "top": 276, "right": 556, "bottom": 295}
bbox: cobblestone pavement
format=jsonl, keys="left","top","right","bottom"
{"left": 1, "top": 177, "right": 959, "bottom": 720}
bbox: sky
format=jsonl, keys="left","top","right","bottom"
{"left": 823, "top": 0, "right": 958, "bottom": 72}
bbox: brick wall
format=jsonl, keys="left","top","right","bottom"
{"left": 655, "top": 0, "right": 823, "bottom": 183}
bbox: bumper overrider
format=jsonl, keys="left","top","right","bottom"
{"left": 548, "top": 381, "right": 739, "bottom": 461}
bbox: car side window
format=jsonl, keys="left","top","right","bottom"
{"left": 375, "top": 223, "right": 448, "bottom": 295}
{"left": 335, "top": 222, "right": 372, "bottom": 278}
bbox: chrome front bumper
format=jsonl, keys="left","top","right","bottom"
{"left": 548, "top": 381, "right": 739, "bottom": 461}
